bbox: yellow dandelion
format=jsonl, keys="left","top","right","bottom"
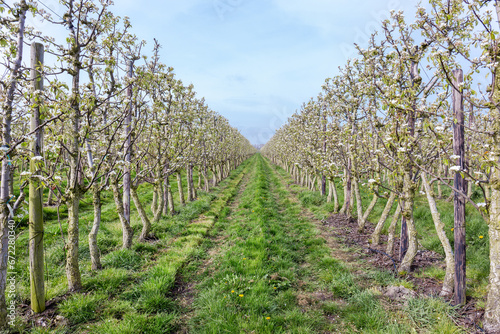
{"left": 451, "top": 228, "right": 454, "bottom": 231}
{"left": 239, "top": 294, "right": 244, "bottom": 297}
{"left": 273, "top": 287, "right": 277, "bottom": 289}
{"left": 266, "top": 317, "right": 271, "bottom": 320}
{"left": 479, "top": 235, "right": 484, "bottom": 239}
{"left": 243, "top": 258, "right": 246, "bottom": 260}
{"left": 231, "top": 290, "right": 235, "bottom": 293}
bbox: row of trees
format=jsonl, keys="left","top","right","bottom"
{"left": 0, "top": 0, "right": 254, "bottom": 328}
{"left": 262, "top": 1, "right": 500, "bottom": 332}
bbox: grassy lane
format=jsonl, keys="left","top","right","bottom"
{"left": 187, "top": 154, "right": 336, "bottom": 333}
{"left": 174, "top": 158, "right": 255, "bottom": 333}
{"left": 186, "top": 154, "right": 465, "bottom": 334}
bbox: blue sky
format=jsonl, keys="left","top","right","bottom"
{"left": 31, "top": 0, "right": 421, "bottom": 145}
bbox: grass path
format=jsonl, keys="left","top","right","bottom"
{"left": 177, "top": 154, "right": 465, "bottom": 334}
{"left": 182, "top": 154, "right": 341, "bottom": 333}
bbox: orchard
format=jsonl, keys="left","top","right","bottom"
{"left": 1, "top": 0, "right": 500, "bottom": 333}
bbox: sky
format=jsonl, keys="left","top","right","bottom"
{"left": 28, "top": 0, "right": 422, "bottom": 145}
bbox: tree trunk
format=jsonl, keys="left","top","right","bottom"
{"left": 151, "top": 188, "right": 158, "bottom": 213}
{"left": 422, "top": 173, "right": 454, "bottom": 297}
{"left": 350, "top": 184, "right": 355, "bottom": 214}
{"left": 89, "top": 186, "right": 102, "bottom": 271}
{"left": 111, "top": 178, "right": 133, "bottom": 249}
{"left": 331, "top": 179, "right": 339, "bottom": 212}
{"left": 398, "top": 169, "right": 417, "bottom": 273}
{"left": 353, "top": 177, "right": 364, "bottom": 232}
{"left": 339, "top": 170, "right": 347, "bottom": 214}
{"left": 321, "top": 175, "right": 326, "bottom": 196}
{"left": 327, "top": 180, "right": 333, "bottom": 203}
{"left": 386, "top": 202, "right": 402, "bottom": 256}
{"left": 131, "top": 186, "right": 151, "bottom": 241}
{"left": 65, "top": 24, "right": 83, "bottom": 293}
{"left": 163, "top": 174, "right": 169, "bottom": 216}
{"left": 190, "top": 165, "right": 197, "bottom": 200}
{"left": 153, "top": 183, "right": 164, "bottom": 223}
{"left": 362, "top": 188, "right": 379, "bottom": 223}
{"left": 216, "top": 165, "right": 222, "bottom": 183}
{"left": 187, "top": 165, "right": 194, "bottom": 201}
{"left": 437, "top": 164, "right": 443, "bottom": 198}
{"left": 372, "top": 191, "right": 396, "bottom": 245}
{"left": 341, "top": 165, "right": 352, "bottom": 215}
{"left": 202, "top": 168, "right": 209, "bottom": 192}
{"left": 167, "top": 176, "right": 176, "bottom": 215}
{"left": 122, "top": 60, "right": 134, "bottom": 251}
{"left": 177, "top": 172, "right": 185, "bottom": 205}
{"left": 212, "top": 168, "right": 217, "bottom": 186}
{"left": 66, "top": 194, "right": 82, "bottom": 291}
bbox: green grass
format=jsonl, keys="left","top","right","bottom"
{"left": 11, "top": 154, "right": 480, "bottom": 333}
{"left": 268, "top": 157, "right": 468, "bottom": 333}
{"left": 274, "top": 161, "right": 489, "bottom": 305}
{"left": 59, "top": 292, "right": 108, "bottom": 324}
{"left": 11, "top": 161, "right": 251, "bottom": 333}
{"left": 187, "top": 155, "right": 434, "bottom": 332}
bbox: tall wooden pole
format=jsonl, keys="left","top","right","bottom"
{"left": 453, "top": 68, "right": 466, "bottom": 305}
{"left": 29, "top": 42, "right": 45, "bottom": 313}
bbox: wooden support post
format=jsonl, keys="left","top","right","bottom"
{"left": 453, "top": 69, "right": 466, "bottom": 305}
{"left": 29, "top": 42, "right": 45, "bottom": 313}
